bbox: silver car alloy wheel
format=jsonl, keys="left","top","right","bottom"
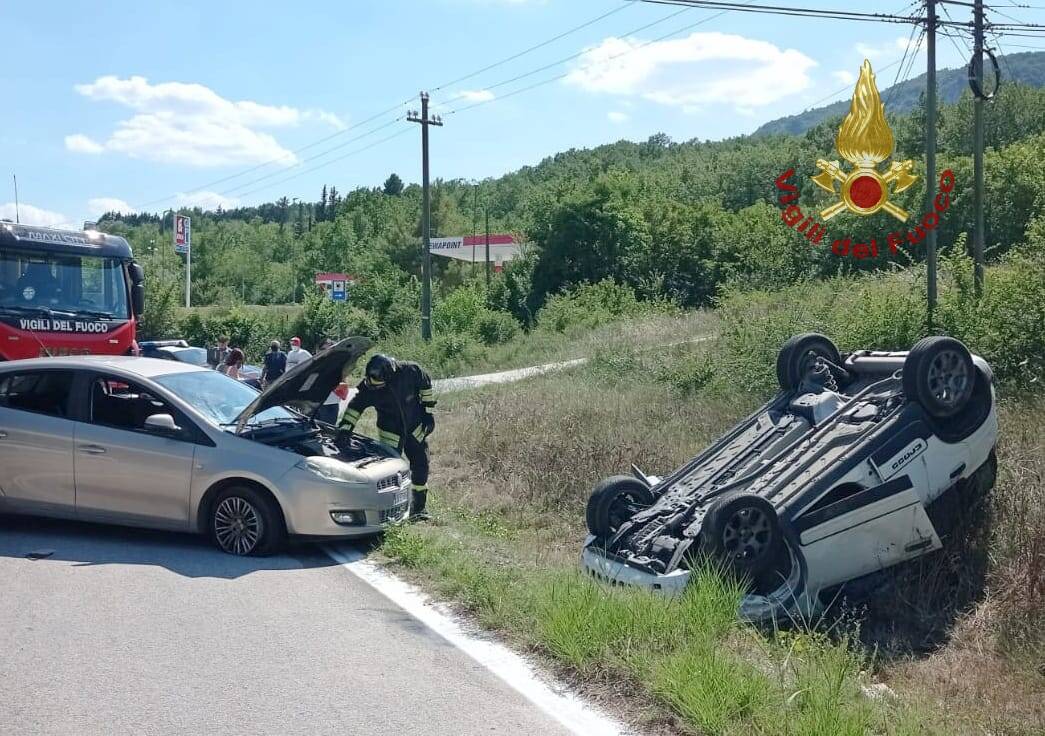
{"left": 926, "top": 348, "right": 971, "bottom": 410}
{"left": 722, "top": 506, "right": 773, "bottom": 562}
{"left": 214, "top": 496, "right": 264, "bottom": 555}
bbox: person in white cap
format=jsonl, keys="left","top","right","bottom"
{"left": 286, "top": 336, "right": 312, "bottom": 371}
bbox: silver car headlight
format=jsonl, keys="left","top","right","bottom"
{"left": 296, "top": 457, "right": 361, "bottom": 484}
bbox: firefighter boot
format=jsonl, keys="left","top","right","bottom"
{"left": 409, "top": 488, "right": 430, "bottom": 522}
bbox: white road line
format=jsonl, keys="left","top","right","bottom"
{"left": 323, "top": 545, "right": 629, "bottom": 736}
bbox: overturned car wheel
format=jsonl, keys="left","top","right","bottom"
{"left": 701, "top": 493, "right": 782, "bottom": 578}
{"left": 903, "top": 336, "right": 976, "bottom": 419}
{"left": 586, "top": 476, "right": 655, "bottom": 540}
{"left": 776, "top": 333, "right": 842, "bottom": 391}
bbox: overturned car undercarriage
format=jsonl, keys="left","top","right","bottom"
{"left": 582, "top": 334, "right": 999, "bottom": 622}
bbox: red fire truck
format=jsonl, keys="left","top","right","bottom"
{"left": 0, "top": 223, "right": 144, "bottom": 360}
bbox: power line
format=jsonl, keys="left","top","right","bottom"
{"left": 135, "top": 98, "right": 413, "bottom": 209}
{"left": 635, "top": 0, "right": 923, "bottom": 24}
{"left": 940, "top": 0, "right": 976, "bottom": 54}
{"left": 231, "top": 128, "right": 414, "bottom": 200}
{"left": 430, "top": 2, "right": 633, "bottom": 93}
{"left": 443, "top": 2, "right": 754, "bottom": 115}
{"left": 887, "top": 22, "right": 926, "bottom": 107}
{"left": 219, "top": 117, "right": 405, "bottom": 197}
{"left": 135, "top": 2, "right": 638, "bottom": 210}
{"left": 434, "top": 5, "right": 696, "bottom": 110}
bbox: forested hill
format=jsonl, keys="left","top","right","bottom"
{"left": 754, "top": 51, "right": 1045, "bottom": 136}
{"left": 102, "top": 75, "right": 1045, "bottom": 343}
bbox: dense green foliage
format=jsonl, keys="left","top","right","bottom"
{"left": 100, "top": 71, "right": 1045, "bottom": 363}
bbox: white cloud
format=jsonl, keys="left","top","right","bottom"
{"left": 0, "top": 202, "right": 74, "bottom": 229}
{"left": 308, "top": 110, "right": 347, "bottom": 130}
{"left": 855, "top": 35, "right": 924, "bottom": 62}
{"left": 832, "top": 70, "right": 856, "bottom": 86}
{"left": 65, "top": 134, "right": 104, "bottom": 154}
{"left": 66, "top": 75, "right": 343, "bottom": 168}
{"left": 564, "top": 32, "right": 816, "bottom": 111}
{"left": 607, "top": 111, "right": 629, "bottom": 124}
{"left": 174, "top": 190, "right": 241, "bottom": 211}
{"left": 87, "top": 197, "right": 137, "bottom": 216}
{"left": 457, "top": 89, "right": 496, "bottom": 103}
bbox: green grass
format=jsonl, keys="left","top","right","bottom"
{"left": 377, "top": 259, "right": 1045, "bottom": 733}
{"left": 379, "top": 520, "right": 932, "bottom": 735}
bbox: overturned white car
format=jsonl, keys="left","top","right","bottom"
{"left": 582, "top": 334, "right": 998, "bottom": 622}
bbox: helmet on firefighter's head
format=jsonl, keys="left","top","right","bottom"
{"left": 365, "top": 354, "right": 396, "bottom": 388}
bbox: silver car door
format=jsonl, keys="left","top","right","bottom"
{"left": 0, "top": 369, "right": 76, "bottom": 514}
{"left": 73, "top": 374, "right": 195, "bottom": 529}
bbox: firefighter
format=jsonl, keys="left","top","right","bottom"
{"left": 337, "top": 354, "right": 437, "bottom": 519}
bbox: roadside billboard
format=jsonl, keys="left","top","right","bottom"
{"left": 174, "top": 215, "right": 191, "bottom": 255}
{"left": 429, "top": 234, "right": 522, "bottom": 271}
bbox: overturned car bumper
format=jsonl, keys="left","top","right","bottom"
{"left": 581, "top": 536, "right": 812, "bottom": 623}
{"left": 581, "top": 536, "right": 691, "bottom": 594}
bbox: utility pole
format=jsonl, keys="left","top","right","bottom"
{"left": 925, "top": 0, "right": 938, "bottom": 329}
{"left": 407, "top": 92, "right": 443, "bottom": 342}
{"left": 472, "top": 183, "right": 478, "bottom": 265}
{"left": 971, "top": 0, "right": 987, "bottom": 295}
{"left": 12, "top": 175, "right": 19, "bottom": 224}
{"left": 485, "top": 206, "right": 491, "bottom": 287}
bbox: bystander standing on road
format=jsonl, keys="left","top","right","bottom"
{"left": 287, "top": 336, "right": 312, "bottom": 371}
{"left": 262, "top": 340, "right": 287, "bottom": 387}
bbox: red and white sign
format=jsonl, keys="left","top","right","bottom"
{"left": 429, "top": 234, "right": 522, "bottom": 270}
{"left": 315, "top": 272, "right": 355, "bottom": 301}
{"left": 174, "top": 215, "right": 191, "bottom": 254}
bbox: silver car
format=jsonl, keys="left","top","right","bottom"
{"left": 0, "top": 338, "right": 412, "bottom": 555}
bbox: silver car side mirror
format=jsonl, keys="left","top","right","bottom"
{"left": 144, "top": 413, "right": 181, "bottom": 435}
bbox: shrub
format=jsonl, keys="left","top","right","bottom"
{"left": 433, "top": 285, "right": 487, "bottom": 335}
{"left": 537, "top": 279, "right": 674, "bottom": 333}
{"left": 473, "top": 310, "right": 519, "bottom": 345}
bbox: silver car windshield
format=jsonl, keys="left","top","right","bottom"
{"left": 153, "top": 370, "right": 296, "bottom": 428}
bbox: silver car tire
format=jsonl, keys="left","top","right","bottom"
{"left": 209, "top": 486, "right": 285, "bottom": 556}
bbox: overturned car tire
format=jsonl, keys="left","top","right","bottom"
{"left": 776, "top": 333, "right": 842, "bottom": 392}
{"left": 701, "top": 493, "right": 782, "bottom": 579}
{"left": 903, "top": 336, "right": 976, "bottom": 419}
{"left": 586, "top": 476, "right": 655, "bottom": 540}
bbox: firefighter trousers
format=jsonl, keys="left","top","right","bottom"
{"left": 402, "top": 435, "right": 430, "bottom": 489}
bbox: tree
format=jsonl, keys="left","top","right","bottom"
{"left": 383, "top": 173, "right": 405, "bottom": 196}
{"left": 317, "top": 185, "right": 327, "bottom": 222}
{"left": 328, "top": 187, "right": 341, "bottom": 217}
{"left": 276, "top": 197, "right": 290, "bottom": 233}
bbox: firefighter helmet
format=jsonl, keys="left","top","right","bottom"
{"left": 365, "top": 354, "right": 396, "bottom": 387}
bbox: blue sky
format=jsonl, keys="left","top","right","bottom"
{"left": 2, "top": 0, "right": 974, "bottom": 228}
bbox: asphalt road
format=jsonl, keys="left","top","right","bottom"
{"left": 0, "top": 516, "right": 580, "bottom": 736}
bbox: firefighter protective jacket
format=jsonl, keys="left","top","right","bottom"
{"left": 338, "top": 361, "right": 436, "bottom": 448}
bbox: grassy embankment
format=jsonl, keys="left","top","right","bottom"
{"left": 374, "top": 252, "right": 1045, "bottom": 735}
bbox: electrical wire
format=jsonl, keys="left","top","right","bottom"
{"left": 887, "top": 21, "right": 925, "bottom": 107}
{"left": 135, "top": 2, "right": 637, "bottom": 210}
{"left": 134, "top": 98, "right": 414, "bottom": 209}
{"left": 434, "top": 5, "right": 696, "bottom": 110}
{"left": 231, "top": 128, "right": 414, "bottom": 200}
{"left": 634, "top": 0, "right": 923, "bottom": 24}
{"left": 219, "top": 117, "right": 405, "bottom": 197}
{"left": 443, "top": 2, "right": 755, "bottom": 115}
{"left": 429, "top": 2, "right": 633, "bottom": 93}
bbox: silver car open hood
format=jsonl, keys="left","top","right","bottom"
{"left": 234, "top": 337, "right": 371, "bottom": 434}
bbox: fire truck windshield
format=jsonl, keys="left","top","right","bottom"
{"left": 0, "top": 248, "right": 130, "bottom": 320}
